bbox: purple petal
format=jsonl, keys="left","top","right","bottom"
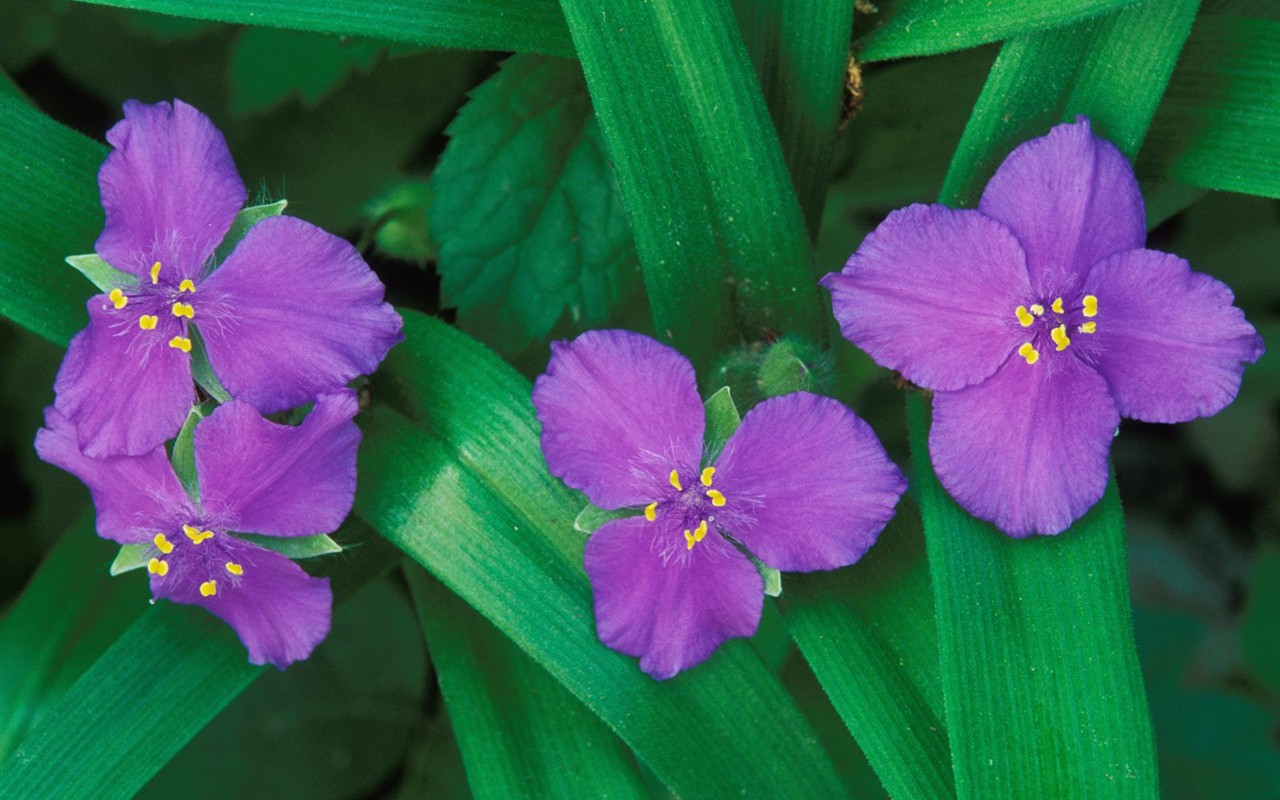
{"left": 196, "top": 391, "right": 360, "bottom": 537}
{"left": 199, "top": 215, "right": 404, "bottom": 413}
{"left": 713, "top": 392, "right": 906, "bottom": 571}
{"left": 34, "top": 407, "right": 189, "bottom": 543}
{"left": 96, "top": 99, "right": 246, "bottom": 280}
{"left": 822, "top": 204, "right": 1032, "bottom": 391}
{"left": 151, "top": 536, "right": 331, "bottom": 668}
{"left": 53, "top": 297, "right": 195, "bottom": 457}
{"left": 979, "top": 117, "right": 1146, "bottom": 297}
{"left": 533, "top": 330, "right": 705, "bottom": 509}
{"left": 929, "top": 356, "right": 1119, "bottom": 537}
{"left": 584, "top": 515, "right": 762, "bottom": 679}
{"left": 1085, "top": 249, "right": 1264, "bottom": 423}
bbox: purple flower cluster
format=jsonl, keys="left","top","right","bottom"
{"left": 36, "top": 99, "right": 402, "bottom": 667}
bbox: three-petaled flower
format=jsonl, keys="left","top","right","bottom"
{"left": 824, "top": 117, "right": 1264, "bottom": 537}
{"left": 53, "top": 99, "right": 403, "bottom": 458}
{"left": 36, "top": 390, "right": 362, "bottom": 668}
{"left": 533, "top": 330, "right": 906, "bottom": 679}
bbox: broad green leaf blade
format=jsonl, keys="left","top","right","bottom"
{"left": 228, "top": 28, "right": 379, "bottom": 115}
{"left": 73, "top": 0, "right": 574, "bottom": 57}
{"left": 0, "top": 94, "right": 105, "bottom": 345}
{"left": 857, "top": 0, "right": 1141, "bottom": 63}
{"left": 557, "top": 0, "right": 823, "bottom": 366}
{"left": 211, "top": 199, "right": 287, "bottom": 263}
{"left": 357, "top": 310, "right": 847, "bottom": 799}
{"left": 408, "top": 567, "right": 648, "bottom": 800}
{"left": 65, "top": 254, "right": 136, "bottom": 294}
{"left": 432, "top": 55, "right": 641, "bottom": 355}
{"left": 1141, "top": 16, "right": 1280, "bottom": 198}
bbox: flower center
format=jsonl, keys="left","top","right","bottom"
{"left": 107, "top": 260, "right": 199, "bottom": 354}
{"left": 146, "top": 524, "right": 245, "bottom": 598}
{"left": 643, "top": 466, "right": 729, "bottom": 550}
{"left": 1013, "top": 293, "right": 1098, "bottom": 364}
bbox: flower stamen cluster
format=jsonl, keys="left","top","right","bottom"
{"left": 1013, "top": 294, "right": 1099, "bottom": 364}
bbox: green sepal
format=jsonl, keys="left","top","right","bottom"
{"left": 108, "top": 543, "right": 151, "bottom": 576}
{"left": 757, "top": 337, "right": 833, "bottom": 399}
{"left": 703, "top": 386, "right": 741, "bottom": 459}
{"left": 363, "top": 180, "right": 435, "bottom": 266}
{"left": 213, "top": 199, "right": 287, "bottom": 263}
{"left": 233, "top": 532, "right": 343, "bottom": 559}
{"left": 189, "top": 327, "right": 231, "bottom": 404}
{"left": 65, "top": 254, "right": 137, "bottom": 294}
{"left": 171, "top": 403, "right": 212, "bottom": 502}
{"left": 758, "top": 561, "right": 782, "bottom": 598}
{"left": 573, "top": 504, "right": 637, "bottom": 535}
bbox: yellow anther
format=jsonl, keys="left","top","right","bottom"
{"left": 183, "top": 525, "right": 213, "bottom": 544}
{"left": 1083, "top": 295, "right": 1098, "bottom": 318}
{"left": 669, "top": 470, "right": 682, "bottom": 491}
{"left": 178, "top": 279, "right": 196, "bottom": 293}
{"left": 168, "top": 336, "right": 192, "bottom": 353}
{"left": 700, "top": 466, "right": 716, "bottom": 487}
{"left": 1015, "top": 306, "right": 1034, "bottom": 327}
{"left": 1080, "top": 321, "right": 1097, "bottom": 334}
{"left": 139, "top": 315, "right": 158, "bottom": 330}
{"left": 150, "top": 261, "right": 161, "bottom": 284}
{"left": 200, "top": 580, "right": 217, "bottom": 597}
{"left": 1051, "top": 324, "right": 1070, "bottom": 351}
{"left": 684, "top": 520, "right": 709, "bottom": 550}
{"left": 1018, "top": 343, "right": 1040, "bottom": 365}
{"left": 707, "top": 489, "right": 726, "bottom": 507}
{"left": 1030, "top": 303, "right": 1045, "bottom": 316}
{"left": 171, "top": 302, "right": 194, "bottom": 319}
{"left": 1051, "top": 297, "right": 1064, "bottom": 314}
{"left": 644, "top": 502, "right": 658, "bottom": 522}
{"left": 153, "top": 533, "right": 174, "bottom": 554}
{"left": 685, "top": 530, "right": 696, "bottom": 550}
{"left": 225, "top": 562, "right": 244, "bottom": 576}
{"left": 147, "top": 558, "right": 169, "bottom": 576}
{"left": 108, "top": 289, "right": 127, "bottom": 309}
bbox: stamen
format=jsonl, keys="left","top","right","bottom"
{"left": 1051, "top": 324, "right": 1071, "bottom": 351}
{"left": 1030, "top": 304, "right": 1045, "bottom": 316}
{"left": 644, "top": 502, "right": 658, "bottom": 522}
{"left": 1079, "top": 321, "right": 1097, "bottom": 334}
{"left": 200, "top": 580, "right": 217, "bottom": 597}
{"left": 707, "top": 489, "right": 726, "bottom": 507}
{"left": 225, "top": 562, "right": 244, "bottom": 576}
{"left": 139, "top": 315, "right": 158, "bottom": 330}
{"left": 700, "top": 467, "right": 716, "bottom": 487}
{"left": 168, "top": 336, "right": 192, "bottom": 353}
{"left": 183, "top": 525, "right": 213, "bottom": 544}
{"left": 1083, "top": 295, "right": 1098, "bottom": 318}
{"left": 150, "top": 261, "right": 161, "bottom": 284}
{"left": 1015, "top": 306, "right": 1034, "bottom": 327}
{"left": 669, "top": 470, "right": 682, "bottom": 491}
{"left": 171, "top": 302, "right": 194, "bottom": 319}
{"left": 1051, "top": 297, "right": 1064, "bottom": 314}
{"left": 147, "top": 558, "right": 169, "bottom": 576}
{"left": 153, "top": 533, "right": 174, "bottom": 554}
{"left": 178, "top": 279, "right": 196, "bottom": 293}
{"left": 108, "top": 289, "right": 127, "bottom": 310}
{"left": 1018, "top": 343, "right": 1040, "bottom": 365}
{"left": 684, "top": 520, "right": 709, "bottom": 551}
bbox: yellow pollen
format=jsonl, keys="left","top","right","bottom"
{"left": 109, "top": 289, "right": 127, "bottom": 309}
{"left": 153, "top": 533, "right": 174, "bottom": 554}
{"left": 147, "top": 558, "right": 169, "bottom": 576}
{"left": 179, "top": 279, "right": 196, "bottom": 293}
{"left": 669, "top": 470, "right": 682, "bottom": 491}
{"left": 139, "top": 315, "right": 158, "bottom": 330}
{"left": 225, "top": 562, "right": 244, "bottom": 576}
{"left": 1051, "top": 297, "right": 1064, "bottom": 314}
{"left": 200, "top": 580, "right": 217, "bottom": 597}
{"left": 1080, "top": 321, "right": 1097, "bottom": 334}
{"left": 1018, "top": 343, "right": 1040, "bottom": 365}
{"left": 1015, "top": 306, "right": 1034, "bottom": 327}
{"left": 684, "top": 520, "right": 709, "bottom": 550}
{"left": 1030, "top": 303, "right": 1045, "bottom": 316}
{"left": 150, "top": 261, "right": 161, "bottom": 284}
{"left": 1083, "top": 295, "right": 1098, "bottom": 318}
{"left": 171, "top": 302, "right": 194, "bottom": 319}
{"left": 707, "top": 489, "right": 726, "bottom": 507}
{"left": 168, "top": 336, "right": 192, "bottom": 353}
{"left": 183, "top": 525, "right": 213, "bottom": 544}
{"left": 1051, "top": 324, "right": 1071, "bottom": 351}
{"left": 644, "top": 501, "right": 658, "bottom": 522}
{"left": 700, "top": 466, "right": 716, "bottom": 487}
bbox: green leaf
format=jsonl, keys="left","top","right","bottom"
{"left": 408, "top": 567, "right": 648, "bottom": 800}
{"left": 64, "top": 254, "right": 137, "bottom": 294}
{"left": 557, "top": 0, "right": 823, "bottom": 367}
{"left": 572, "top": 504, "right": 635, "bottom": 535}
{"left": 228, "top": 28, "right": 380, "bottom": 115}
{"left": 170, "top": 404, "right": 207, "bottom": 501}
{"left": 1141, "top": 15, "right": 1280, "bottom": 198}
{"left": 75, "top": 0, "right": 574, "bottom": 56}
{"left": 212, "top": 199, "right": 287, "bottom": 264}
{"left": 702, "top": 386, "right": 741, "bottom": 459}
{"left": 857, "top": 0, "right": 1142, "bottom": 63}
{"left": 432, "top": 55, "right": 642, "bottom": 355}
{"left": 0, "top": 93, "right": 106, "bottom": 345}
{"left": 109, "top": 544, "right": 151, "bottom": 576}
{"left": 233, "top": 532, "right": 343, "bottom": 560}
{"left": 357, "top": 310, "right": 847, "bottom": 799}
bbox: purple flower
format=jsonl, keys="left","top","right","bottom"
{"left": 54, "top": 99, "right": 403, "bottom": 458}
{"left": 35, "top": 390, "right": 362, "bottom": 668}
{"left": 533, "top": 330, "right": 906, "bottom": 679}
{"left": 823, "top": 118, "right": 1264, "bottom": 537}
